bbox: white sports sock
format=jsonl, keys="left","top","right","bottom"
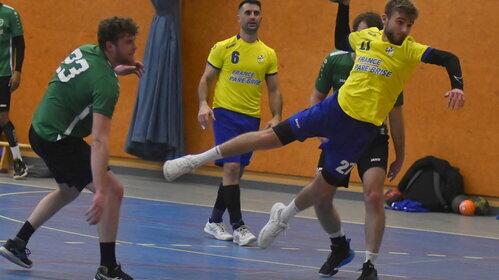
{"left": 280, "top": 199, "right": 301, "bottom": 223}
{"left": 365, "top": 250, "right": 378, "bottom": 265}
{"left": 10, "top": 146, "right": 21, "bottom": 160}
{"left": 328, "top": 229, "right": 345, "bottom": 239}
{"left": 192, "top": 146, "right": 222, "bottom": 165}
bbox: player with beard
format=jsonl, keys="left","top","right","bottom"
{"left": 0, "top": 16, "right": 144, "bottom": 280}
{"left": 196, "top": 0, "right": 282, "bottom": 246}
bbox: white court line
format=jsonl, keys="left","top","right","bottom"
{"left": 0, "top": 215, "right": 133, "bottom": 245}
{"left": 0, "top": 190, "right": 51, "bottom": 197}
{"left": 464, "top": 256, "right": 484, "bottom": 260}
{"left": 427, "top": 254, "right": 447, "bottom": 257}
{"left": 2, "top": 180, "right": 497, "bottom": 241}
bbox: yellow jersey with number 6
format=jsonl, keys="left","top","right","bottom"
{"left": 207, "top": 35, "right": 278, "bottom": 118}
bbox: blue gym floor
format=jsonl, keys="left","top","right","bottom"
{"left": 1, "top": 181, "right": 498, "bottom": 280}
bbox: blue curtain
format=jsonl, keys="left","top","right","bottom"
{"left": 125, "top": 0, "right": 183, "bottom": 161}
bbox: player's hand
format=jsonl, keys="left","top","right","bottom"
{"left": 198, "top": 102, "right": 215, "bottom": 130}
{"left": 9, "top": 71, "right": 21, "bottom": 93}
{"left": 86, "top": 191, "right": 105, "bottom": 225}
{"left": 444, "top": 88, "right": 464, "bottom": 110}
{"left": 114, "top": 61, "right": 145, "bottom": 78}
{"left": 264, "top": 116, "right": 281, "bottom": 129}
{"left": 387, "top": 158, "right": 403, "bottom": 182}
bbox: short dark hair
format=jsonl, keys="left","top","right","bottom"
{"left": 352, "top": 12, "right": 383, "bottom": 31}
{"left": 384, "top": 0, "right": 419, "bottom": 19}
{"left": 98, "top": 17, "right": 138, "bottom": 50}
{"left": 238, "top": 0, "right": 261, "bottom": 11}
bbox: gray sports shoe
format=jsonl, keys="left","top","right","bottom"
{"left": 257, "top": 202, "right": 289, "bottom": 248}
{"left": 163, "top": 155, "right": 200, "bottom": 181}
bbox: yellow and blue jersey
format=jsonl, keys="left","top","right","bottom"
{"left": 207, "top": 34, "right": 278, "bottom": 118}
{"left": 338, "top": 27, "right": 430, "bottom": 126}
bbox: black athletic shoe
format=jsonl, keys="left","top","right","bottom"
{"left": 94, "top": 264, "right": 133, "bottom": 280}
{"left": 318, "top": 238, "right": 355, "bottom": 277}
{"left": 0, "top": 238, "right": 32, "bottom": 268}
{"left": 357, "top": 260, "right": 378, "bottom": 280}
{"left": 13, "top": 159, "right": 28, "bottom": 180}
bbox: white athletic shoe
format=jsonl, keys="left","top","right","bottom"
{"left": 258, "top": 202, "right": 289, "bottom": 249}
{"left": 163, "top": 155, "right": 200, "bottom": 181}
{"left": 232, "top": 225, "right": 256, "bottom": 246}
{"left": 204, "top": 221, "right": 233, "bottom": 241}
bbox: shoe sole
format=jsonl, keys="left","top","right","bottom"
{"left": 318, "top": 249, "right": 355, "bottom": 278}
{"left": 203, "top": 227, "right": 233, "bottom": 241}
{"left": 13, "top": 170, "right": 29, "bottom": 180}
{"left": 257, "top": 203, "right": 285, "bottom": 249}
{"left": 233, "top": 235, "right": 256, "bottom": 246}
{"left": 0, "top": 246, "right": 32, "bottom": 268}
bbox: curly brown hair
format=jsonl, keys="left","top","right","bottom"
{"left": 98, "top": 17, "right": 139, "bottom": 50}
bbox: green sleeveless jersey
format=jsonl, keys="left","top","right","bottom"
{"left": 0, "top": 4, "right": 23, "bottom": 76}
{"left": 32, "top": 44, "right": 119, "bottom": 141}
{"left": 315, "top": 50, "right": 403, "bottom": 134}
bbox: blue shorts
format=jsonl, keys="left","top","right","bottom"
{"left": 273, "top": 93, "right": 379, "bottom": 185}
{"left": 213, "top": 108, "right": 260, "bottom": 167}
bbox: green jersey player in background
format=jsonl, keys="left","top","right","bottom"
{"left": 0, "top": 3, "right": 28, "bottom": 179}
{"left": 0, "top": 16, "right": 144, "bottom": 280}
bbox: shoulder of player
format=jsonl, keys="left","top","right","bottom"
{"left": 0, "top": 4, "right": 16, "bottom": 12}
{"left": 211, "top": 35, "right": 239, "bottom": 50}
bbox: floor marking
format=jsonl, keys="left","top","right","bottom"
{"left": 464, "top": 256, "right": 484, "bottom": 260}
{"left": 134, "top": 243, "right": 321, "bottom": 269}
{"left": 171, "top": 244, "right": 192, "bottom": 247}
{"left": 427, "top": 254, "right": 446, "bottom": 257}
{"left": 208, "top": 245, "right": 228, "bottom": 248}
{"left": 280, "top": 247, "right": 300, "bottom": 251}
{"left": 3, "top": 181, "right": 499, "bottom": 241}
{"left": 64, "top": 241, "right": 85, "bottom": 244}
{"left": 389, "top": 251, "right": 409, "bottom": 255}
{"left": 0, "top": 190, "right": 51, "bottom": 197}
{"left": 137, "top": 243, "right": 156, "bottom": 246}
{"left": 0, "top": 215, "right": 133, "bottom": 244}
{"left": 316, "top": 248, "right": 330, "bottom": 252}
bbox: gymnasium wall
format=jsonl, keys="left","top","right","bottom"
{"left": 5, "top": 1, "right": 498, "bottom": 197}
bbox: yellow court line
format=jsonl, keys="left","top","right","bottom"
{"left": 3, "top": 180, "right": 499, "bottom": 241}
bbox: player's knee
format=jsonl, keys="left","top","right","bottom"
{"left": 110, "top": 181, "right": 125, "bottom": 201}
{"left": 255, "top": 128, "right": 281, "bottom": 149}
{"left": 57, "top": 187, "right": 80, "bottom": 203}
{"left": 314, "top": 195, "right": 332, "bottom": 212}
{"left": 364, "top": 188, "right": 383, "bottom": 209}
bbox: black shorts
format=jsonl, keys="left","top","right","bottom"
{"left": 29, "top": 126, "right": 92, "bottom": 191}
{"left": 0, "top": 76, "right": 12, "bottom": 112}
{"left": 318, "top": 134, "right": 389, "bottom": 187}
